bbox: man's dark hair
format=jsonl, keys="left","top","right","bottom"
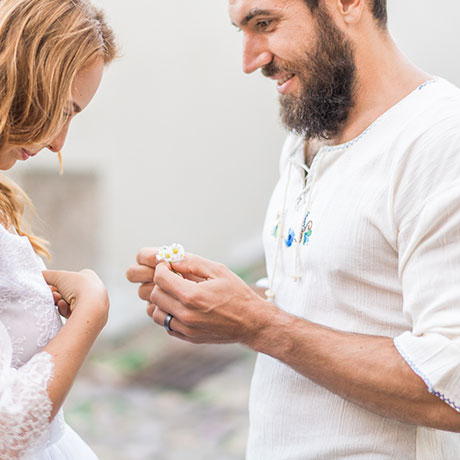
{"left": 304, "top": 0, "right": 387, "bottom": 27}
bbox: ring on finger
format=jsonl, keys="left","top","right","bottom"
{"left": 164, "top": 313, "right": 174, "bottom": 332}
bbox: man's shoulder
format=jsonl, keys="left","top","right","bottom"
{"left": 392, "top": 79, "right": 460, "bottom": 150}
{"left": 414, "top": 78, "right": 460, "bottom": 126}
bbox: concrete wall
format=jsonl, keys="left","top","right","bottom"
{"left": 11, "top": 0, "right": 460, "bottom": 334}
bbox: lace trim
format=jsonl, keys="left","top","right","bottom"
{"left": 0, "top": 226, "right": 62, "bottom": 367}
{"left": 394, "top": 337, "right": 460, "bottom": 414}
{"left": 0, "top": 351, "right": 54, "bottom": 458}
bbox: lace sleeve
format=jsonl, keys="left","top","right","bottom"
{"left": 0, "top": 321, "right": 54, "bottom": 458}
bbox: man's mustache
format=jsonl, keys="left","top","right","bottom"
{"left": 261, "top": 61, "right": 280, "bottom": 78}
{"left": 262, "top": 60, "right": 299, "bottom": 79}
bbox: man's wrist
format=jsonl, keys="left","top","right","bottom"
{"left": 243, "top": 300, "right": 296, "bottom": 356}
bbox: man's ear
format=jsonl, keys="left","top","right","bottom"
{"left": 336, "top": 0, "right": 365, "bottom": 25}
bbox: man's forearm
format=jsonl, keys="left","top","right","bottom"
{"left": 246, "top": 303, "right": 460, "bottom": 432}
{"left": 251, "top": 284, "right": 267, "bottom": 299}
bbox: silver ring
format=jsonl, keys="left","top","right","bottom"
{"left": 164, "top": 313, "right": 174, "bottom": 332}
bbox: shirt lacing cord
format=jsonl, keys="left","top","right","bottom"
{"left": 290, "top": 159, "right": 312, "bottom": 281}
{"left": 266, "top": 158, "right": 312, "bottom": 302}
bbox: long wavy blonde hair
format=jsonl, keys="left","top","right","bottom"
{"left": 0, "top": 0, "right": 117, "bottom": 257}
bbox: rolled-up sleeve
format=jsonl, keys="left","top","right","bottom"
{"left": 395, "top": 181, "right": 460, "bottom": 412}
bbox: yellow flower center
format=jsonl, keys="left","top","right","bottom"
{"left": 173, "top": 248, "right": 179, "bottom": 254}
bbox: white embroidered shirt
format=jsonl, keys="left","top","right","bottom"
{"left": 247, "top": 79, "right": 460, "bottom": 459}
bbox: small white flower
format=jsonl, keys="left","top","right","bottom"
{"left": 156, "top": 243, "right": 185, "bottom": 263}
{"left": 156, "top": 245, "right": 170, "bottom": 262}
{"left": 169, "top": 243, "right": 185, "bottom": 262}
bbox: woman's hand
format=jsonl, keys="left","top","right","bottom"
{"left": 50, "top": 286, "right": 71, "bottom": 319}
{"left": 43, "top": 269, "right": 109, "bottom": 329}
{"left": 40, "top": 269, "right": 110, "bottom": 421}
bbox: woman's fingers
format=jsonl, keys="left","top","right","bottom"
{"left": 57, "top": 299, "right": 71, "bottom": 318}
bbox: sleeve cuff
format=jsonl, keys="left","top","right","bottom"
{"left": 255, "top": 277, "right": 269, "bottom": 289}
{"left": 394, "top": 331, "right": 460, "bottom": 412}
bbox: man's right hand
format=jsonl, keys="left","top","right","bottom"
{"left": 126, "top": 247, "right": 159, "bottom": 302}
{"left": 126, "top": 246, "right": 210, "bottom": 320}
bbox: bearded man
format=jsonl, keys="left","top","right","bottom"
{"left": 127, "top": 0, "right": 460, "bottom": 457}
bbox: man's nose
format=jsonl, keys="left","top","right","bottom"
{"left": 242, "top": 35, "right": 272, "bottom": 74}
{"left": 47, "top": 123, "right": 70, "bottom": 153}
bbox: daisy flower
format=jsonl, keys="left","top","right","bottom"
{"left": 156, "top": 243, "right": 185, "bottom": 263}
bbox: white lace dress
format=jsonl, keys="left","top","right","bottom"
{"left": 0, "top": 224, "right": 98, "bottom": 459}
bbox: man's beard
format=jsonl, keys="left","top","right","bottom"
{"left": 263, "top": 8, "right": 357, "bottom": 140}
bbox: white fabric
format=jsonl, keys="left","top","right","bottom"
{"left": 0, "top": 224, "right": 96, "bottom": 459}
{"left": 247, "top": 79, "right": 460, "bottom": 459}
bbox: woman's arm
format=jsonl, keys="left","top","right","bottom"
{"left": 0, "top": 269, "right": 109, "bottom": 459}
{"left": 41, "top": 269, "right": 109, "bottom": 420}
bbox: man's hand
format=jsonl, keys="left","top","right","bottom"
{"left": 126, "top": 249, "right": 460, "bottom": 431}
{"left": 126, "top": 247, "right": 159, "bottom": 302}
{"left": 148, "top": 253, "right": 276, "bottom": 345}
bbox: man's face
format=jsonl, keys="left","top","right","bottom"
{"left": 229, "top": 0, "right": 356, "bottom": 140}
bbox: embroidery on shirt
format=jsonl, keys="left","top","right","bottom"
{"left": 299, "top": 212, "right": 313, "bottom": 246}
{"left": 273, "top": 211, "right": 313, "bottom": 248}
{"left": 285, "top": 228, "right": 296, "bottom": 247}
{"left": 272, "top": 212, "right": 280, "bottom": 239}
{"left": 394, "top": 337, "right": 460, "bottom": 413}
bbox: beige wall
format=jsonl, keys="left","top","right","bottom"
{"left": 11, "top": 0, "right": 460, "bottom": 334}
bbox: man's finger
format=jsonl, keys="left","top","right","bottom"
{"left": 138, "top": 283, "right": 154, "bottom": 301}
{"left": 127, "top": 265, "right": 155, "bottom": 283}
{"left": 146, "top": 303, "right": 156, "bottom": 317}
{"left": 154, "top": 263, "right": 198, "bottom": 304}
{"left": 170, "top": 253, "right": 223, "bottom": 280}
{"left": 150, "top": 285, "right": 193, "bottom": 320}
{"left": 136, "top": 247, "right": 159, "bottom": 268}
{"left": 152, "top": 306, "right": 195, "bottom": 339}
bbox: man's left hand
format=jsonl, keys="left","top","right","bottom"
{"left": 149, "top": 254, "right": 273, "bottom": 345}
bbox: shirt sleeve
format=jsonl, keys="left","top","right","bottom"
{"left": 0, "top": 320, "right": 54, "bottom": 458}
{"left": 394, "top": 181, "right": 460, "bottom": 413}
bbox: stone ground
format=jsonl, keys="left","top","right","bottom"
{"left": 64, "top": 324, "right": 257, "bottom": 460}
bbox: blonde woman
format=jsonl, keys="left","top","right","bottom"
{"left": 0, "top": 0, "right": 117, "bottom": 458}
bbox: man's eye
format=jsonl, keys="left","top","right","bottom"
{"left": 256, "top": 20, "right": 273, "bottom": 31}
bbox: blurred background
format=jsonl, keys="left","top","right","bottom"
{"left": 8, "top": 0, "right": 460, "bottom": 458}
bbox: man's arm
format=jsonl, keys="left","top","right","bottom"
{"left": 247, "top": 306, "right": 460, "bottom": 432}
{"left": 251, "top": 284, "right": 267, "bottom": 298}
{"left": 146, "top": 254, "right": 460, "bottom": 432}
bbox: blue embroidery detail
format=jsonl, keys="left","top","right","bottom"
{"left": 431, "top": 390, "right": 460, "bottom": 413}
{"left": 418, "top": 80, "right": 437, "bottom": 91}
{"left": 320, "top": 79, "right": 440, "bottom": 154}
{"left": 299, "top": 212, "right": 313, "bottom": 246}
{"left": 285, "top": 229, "right": 295, "bottom": 248}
